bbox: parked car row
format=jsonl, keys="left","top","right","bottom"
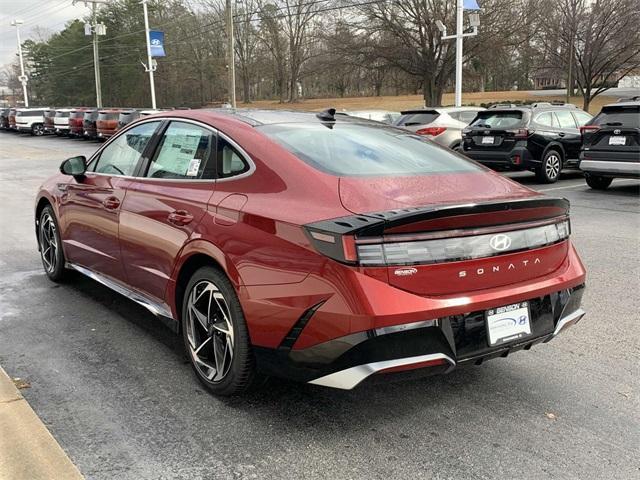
{"left": 0, "top": 106, "right": 166, "bottom": 140}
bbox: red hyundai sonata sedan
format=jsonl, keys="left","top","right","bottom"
{"left": 35, "top": 108, "right": 586, "bottom": 395}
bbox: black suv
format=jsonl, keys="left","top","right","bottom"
{"left": 579, "top": 98, "right": 639, "bottom": 190}
{"left": 461, "top": 103, "right": 592, "bottom": 183}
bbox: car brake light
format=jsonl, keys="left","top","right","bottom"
{"left": 415, "top": 126, "right": 447, "bottom": 136}
{"left": 507, "top": 128, "right": 530, "bottom": 138}
{"left": 580, "top": 125, "right": 600, "bottom": 135}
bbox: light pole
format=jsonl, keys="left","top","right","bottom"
{"left": 226, "top": 0, "right": 236, "bottom": 108}
{"left": 10, "top": 19, "right": 28, "bottom": 107}
{"left": 436, "top": 1, "right": 480, "bottom": 107}
{"left": 141, "top": 0, "right": 157, "bottom": 109}
{"left": 78, "top": 1, "right": 108, "bottom": 108}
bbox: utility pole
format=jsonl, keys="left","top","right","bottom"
{"left": 92, "top": 2, "right": 102, "bottom": 108}
{"left": 10, "top": 20, "right": 28, "bottom": 107}
{"left": 78, "top": 1, "right": 108, "bottom": 108}
{"left": 226, "top": 0, "right": 236, "bottom": 108}
{"left": 436, "top": 1, "right": 480, "bottom": 107}
{"left": 141, "top": 0, "right": 157, "bottom": 109}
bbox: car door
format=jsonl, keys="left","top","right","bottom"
{"left": 553, "top": 110, "right": 582, "bottom": 160}
{"left": 119, "top": 120, "right": 217, "bottom": 301}
{"left": 59, "top": 121, "right": 161, "bottom": 282}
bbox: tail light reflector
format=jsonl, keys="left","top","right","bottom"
{"left": 580, "top": 125, "right": 600, "bottom": 135}
{"left": 415, "top": 126, "right": 447, "bottom": 136}
{"left": 508, "top": 128, "right": 531, "bottom": 138}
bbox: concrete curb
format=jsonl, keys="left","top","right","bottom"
{"left": 0, "top": 367, "right": 84, "bottom": 480}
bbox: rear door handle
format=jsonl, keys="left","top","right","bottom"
{"left": 168, "top": 210, "right": 194, "bottom": 226}
{"left": 103, "top": 196, "right": 121, "bottom": 210}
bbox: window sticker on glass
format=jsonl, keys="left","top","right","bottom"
{"left": 187, "top": 159, "right": 201, "bottom": 177}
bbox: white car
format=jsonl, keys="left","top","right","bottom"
{"left": 54, "top": 108, "right": 74, "bottom": 136}
{"left": 15, "top": 107, "right": 49, "bottom": 136}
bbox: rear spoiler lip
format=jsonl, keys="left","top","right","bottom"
{"left": 305, "top": 197, "right": 570, "bottom": 237}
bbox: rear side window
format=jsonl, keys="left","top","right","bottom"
{"left": 259, "top": 123, "right": 482, "bottom": 177}
{"left": 573, "top": 111, "right": 592, "bottom": 126}
{"left": 55, "top": 111, "right": 70, "bottom": 118}
{"left": 92, "top": 121, "right": 160, "bottom": 176}
{"left": 396, "top": 112, "right": 440, "bottom": 126}
{"left": 592, "top": 108, "right": 640, "bottom": 127}
{"left": 218, "top": 138, "right": 249, "bottom": 178}
{"left": 535, "top": 112, "right": 556, "bottom": 127}
{"left": 470, "top": 111, "right": 524, "bottom": 128}
{"left": 146, "top": 121, "right": 216, "bottom": 179}
{"left": 458, "top": 111, "right": 480, "bottom": 124}
{"left": 553, "top": 110, "right": 577, "bottom": 129}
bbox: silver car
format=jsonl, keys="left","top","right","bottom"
{"left": 394, "top": 106, "right": 485, "bottom": 151}
{"left": 344, "top": 109, "right": 401, "bottom": 124}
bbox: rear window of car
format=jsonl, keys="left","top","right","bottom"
{"left": 70, "top": 111, "right": 85, "bottom": 119}
{"left": 259, "top": 123, "right": 482, "bottom": 177}
{"left": 395, "top": 112, "right": 440, "bottom": 127}
{"left": 83, "top": 111, "right": 98, "bottom": 120}
{"left": 98, "top": 112, "right": 119, "bottom": 121}
{"left": 44, "top": 110, "right": 55, "bottom": 118}
{"left": 55, "top": 111, "right": 70, "bottom": 118}
{"left": 470, "top": 111, "right": 525, "bottom": 128}
{"left": 592, "top": 108, "right": 640, "bottom": 128}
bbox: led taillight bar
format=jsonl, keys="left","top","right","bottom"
{"left": 356, "top": 219, "right": 570, "bottom": 267}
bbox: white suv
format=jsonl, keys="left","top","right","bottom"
{"left": 54, "top": 108, "right": 73, "bottom": 135}
{"left": 15, "top": 107, "right": 49, "bottom": 136}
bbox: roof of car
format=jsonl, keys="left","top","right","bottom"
{"left": 400, "top": 106, "right": 485, "bottom": 114}
{"left": 179, "top": 108, "right": 385, "bottom": 127}
{"left": 603, "top": 100, "right": 640, "bottom": 108}
{"left": 16, "top": 107, "right": 50, "bottom": 111}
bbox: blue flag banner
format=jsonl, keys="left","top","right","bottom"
{"left": 463, "top": 0, "right": 480, "bottom": 9}
{"left": 149, "top": 30, "right": 166, "bottom": 57}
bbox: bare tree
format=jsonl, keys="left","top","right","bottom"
{"left": 540, "top": 0, "right": 640, "bottom": 110}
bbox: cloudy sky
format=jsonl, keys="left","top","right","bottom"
{"left": 0, "top": 0, "right": 90, "bottom": 66}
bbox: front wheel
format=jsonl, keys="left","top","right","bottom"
{"left": 181, "top": 266, "right": 261, "bottom": 396}
{"left": 38, "top": 206, "right": 68, "bottom": 281}
{"left": 536, "top": 150, "right": 563, "bottom": 183}
{"left": 585, "top": 174, "right": 613, "bottom": 190}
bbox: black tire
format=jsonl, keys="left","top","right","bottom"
{"left": 536, "top": 150, "right": 563, "bottom": 183}
{"left": 585, "top": 174, "right": 613, "bottom": 190}
{"left": 452, "top": 143, "right": 463, "bottom": 154}
{"left": 37, "top": 206, "right": 68, "bottom": 282}
{"left": 31, "top": 123, "right": 45, "bottom": 136}
{"left": 181, "top": 266, "right": 261, "bottom": 396}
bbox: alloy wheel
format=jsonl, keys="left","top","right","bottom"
{"left": 545, "top": 154, "right": 561, "bottom": 180}
{"left": 39, "top": 212, "right": 58, "bottom": 273}
{"left": 185, "top": 280, "right": 235, "bottom": 383}
{"left": 33, "top": 124, "right": 44, "bottom": 136}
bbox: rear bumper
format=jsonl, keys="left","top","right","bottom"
{"left": 579, "top": 159, "right": 640, "bottom": 178}
{"left": 255, "top": 285, "right": 586, "bottom": 389}
{"left": 464, "top": 147, "right": 536, "bottom": 171}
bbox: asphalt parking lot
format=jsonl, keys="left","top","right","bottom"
{"left": 0, "top": 132, "right": 638, "bottom": 480}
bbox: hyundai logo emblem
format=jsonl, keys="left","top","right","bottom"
{"left": 614, "top": 129, "right": 621, "bottom": 134}
{"left": 489, "top": 234, "right": 512, "bottom": 251}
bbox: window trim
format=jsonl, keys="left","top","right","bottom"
{"left": 552, "top": 110, "right": 578, "bottom": 129}
{"left": 87, "top": 119, "right": 164, "bottom": 178}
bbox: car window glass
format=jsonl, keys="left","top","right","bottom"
{"left": 218, "top": 138, "right": 249, "bottom": 178}
{"left": 146, "top": 121, "right": 215, "bottom": 179}
{"left": 260, "top": 123, "right": 482, "bottom": 177}
{"left": 470, "top": 111, "right": 524, "bottom": 128}
{"left": 448, "top": 112, "right": 461, "bottom": 121}
{"left": 554, "top": 110, "right": 577, "bottom": 128}
{"left": 593, "top": 108, "right": 639, "bottom": 127}
{"left": 459, "top": 111, "right": 479, "bottom": 124}
{"left": 92, "top": 121, "right": 159, "bottom": 176}
{"left": 573, "top": 111, "right": 592, "bottom": 126}
{"left": 396, "top": 112, "right": 440, "bottom": 126}
{"left": 535, "top": 112, "right": 555, "bottom": 127}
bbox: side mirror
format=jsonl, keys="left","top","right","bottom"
{"left": 60, "top": 156, "right": 87, "bottom": 178}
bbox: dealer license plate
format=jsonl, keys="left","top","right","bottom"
{"left": 481, "top": 136, "right": 495, "bottom": 144}
{"left": 486, "top": 302, "right": 531, "bottom": 346}
{"left": 609, "top": 136, "right": 626, "bottom": 146}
